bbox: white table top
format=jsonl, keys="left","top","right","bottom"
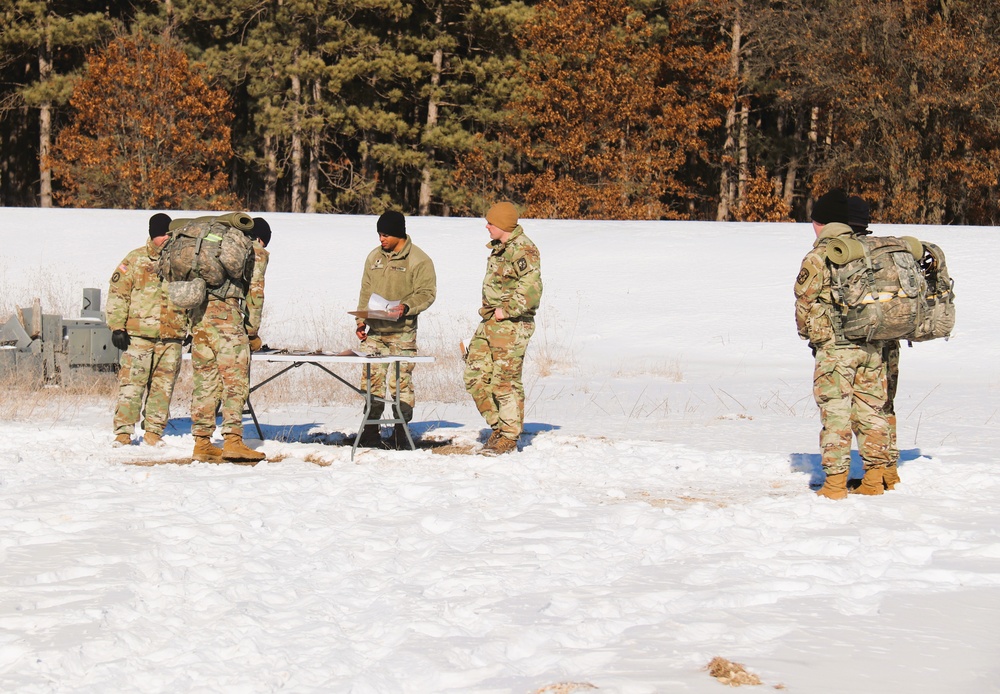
{"left": 251, "top": 351, "right": 435, "bottom": 364}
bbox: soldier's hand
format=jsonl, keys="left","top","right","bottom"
{"left": 111, "top": 329, "right": 130, "bottom": 351}
{"left": 248, "top": 334, "right": 263, "bottom": 351}
{"left": 356, "top": 324, "right": 368, "bottom": 341}
{"left": 494, "top": 307, "right": 506, "bottom": 321}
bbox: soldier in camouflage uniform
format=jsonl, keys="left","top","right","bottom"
{"left": 107, "top": 213, "right": 188, "bottom": 448}
{"left": 464, "top": 202, "right": 542, "bottom": 456}
{"left": 848, "top": 194, "right": 901, "bottom": 490}
{"left": 795, "top": 190, "right": 892, "bottom": 499}
{"left": 354, "top": 210, "right": 437, "bottom": 449}
{"left": 244, "top": 217, "right": 271, "bottom": 351}
{"left": 188, "top": 222, "right": 264, "bottom": 463}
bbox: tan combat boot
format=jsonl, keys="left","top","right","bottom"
{"left": 485, "top": 429, "right": 502, "bottom": 449}
{"left": 851, "top": 467, "right": 885, "bottom": 496}
{"left": 816, "top": 471, "right": 848, "bottom": 500}
{"left": 113, "top": 433, "right": 132, "bottom": 447}
{"left": 882, "top": 465, "right": 900, "bottom": 490}
{"left": 222, "top": 433, "right": 266, "bottom": 462}
{"left": 143, "top": 431, "right": 164, "bottom": 447}
{"left": 192, "top": 435, "right": 224, "bottom": 462}
{"left": 480, "top": 436, "right": 518, "bottom": 456}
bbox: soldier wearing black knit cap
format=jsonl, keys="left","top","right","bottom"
{"left": 794, "top": 190, "right": 893, "bottom": 499}
{"left": 353, "top": 210, "right": 437, "bottom": 449}
{"left": 244, "top": 217, "right": 271, "bottom": 352}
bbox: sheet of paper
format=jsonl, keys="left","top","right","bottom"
{"left": 368, "top": 293, "right": 400, "bottom": 312}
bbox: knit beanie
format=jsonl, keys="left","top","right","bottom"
{"left": 377, "top": 210, "right": 406, "bottom": 238}
{"left": 148, "top": 213, "right": 172, "bottom": 239}
{"left": 810, "top": 189, "right": 850, "bottom": 225}
{"left": 252, "top": 217, "right": 272, "bottom": 247}
{"left": 486, "top": 202, "right": 519, "bottom": 233}
{"left": 847, "top": 195, "right": 871, "bottom": 234}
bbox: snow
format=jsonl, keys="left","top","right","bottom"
{"left": 1, "top": 207, "right": 999, "bottom": 693}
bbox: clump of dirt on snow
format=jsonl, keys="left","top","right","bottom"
{"left": 532, "top": 683, "right": 597, "bottom": 694}
{"left": 706, "top": 656, "right": 762, "bottom": 686}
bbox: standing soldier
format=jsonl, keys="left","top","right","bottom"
{"left": 354, "top": 210, "right": 437, "bottom": 448}
{"left": 188, "top": 220, "right": 264, "bottom": 463}
{"left": 107, "top": 213, "right": 188, "bottom": 447}
{"left": 245, "top": 217, "right": 271, "bottom": 351}
{"left": 794, "top": 189, "right": 892, "bottom": 498}
{"left": 847, "top": 194, "right": 901, "bottom": 490}
{"left": 464, "top": 202, "right": 542, "bottom": 456}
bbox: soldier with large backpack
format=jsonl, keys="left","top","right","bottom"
{"left": 159, "top": 213, "right": 264, "bottom": 463}
{"left": 795, "top": 190, "right": 894, "bottom": 499}
{"left": 796, "top": 190, "right": 955, "bottom": 499}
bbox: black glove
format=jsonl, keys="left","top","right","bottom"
{"left": 111, "top": 330, "right": 130, "bottom": 351}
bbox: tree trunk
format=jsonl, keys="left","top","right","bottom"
{"left": 306, "top": 79, "right": 320, "bottom": 213}
{"left": 418, "top": 7, "right": 444, "bottom": 216}
{"left": 737, "top": 98, "right": 749, "bottom": 204}
{"left": 716, "top": 12, "right": 742, "bottom": 221}
{"left": 290, "top": 71, "right": 303, "bottom": 214}
{"left": 264, "top": 133, "right": 277, "bottom": 212}
{"left": 38, "top": 28, "right": 53, "bottom": 208}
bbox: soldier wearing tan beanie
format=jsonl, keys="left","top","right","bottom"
{"left": 464, "top": 201, "right": 543, "bottom": 456}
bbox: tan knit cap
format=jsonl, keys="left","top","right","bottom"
{"left": 486, "top": 202, "right": 519, "bottom": 233}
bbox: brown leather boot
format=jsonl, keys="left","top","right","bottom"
{"left": 851, "top": 467, "right": 885, "bottom": 495}
{"left": 485, "top": 429, "right": 502, "bottom": 448}
{"left": 113, "top": 433, "right": 132, "bottom": 447}
{"left": 816, "top": 471, "right": 848, "bottom": 500}
{"left": 883, "top": 465, "right": 900, "bottom": 490}
{"left": 222, "top": 433, "right": 266, "bottom": 462}
{"left": 143, "top": 431, "right": 164, "bottom": 447}
{"left": 192, "top": 435, "right": 224, "bottom": 462}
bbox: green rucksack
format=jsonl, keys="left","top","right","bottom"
{"left": 159, "top": 212, "right": 255, "bottom": 309}
{"left": 826, "top": 234, "right": 955, "bottom": 342}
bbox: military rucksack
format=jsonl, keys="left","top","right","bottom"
{"left": 825, "top": 234, "right": 955, "bottom": 342}
{"left": 158, "top": 212, "right": 255, "bottom": 309}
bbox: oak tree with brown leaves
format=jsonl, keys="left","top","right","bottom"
{"left": 503, "top": 0, "right": 730, "bottom": 220}
{"left": 50, "top": 33, "right": 238, "bottom": 210}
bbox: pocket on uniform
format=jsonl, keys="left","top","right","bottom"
{"left": 812, "top": 357, "right": 844, "bottom": 405}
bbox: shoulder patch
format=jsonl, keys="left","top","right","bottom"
{"left": 111, "top": 271, "right": 121, "bottom": 283}
{"left": 796, "top": 267, "right": 809, "bottom": 285}
{"left": 517, "top": 257, "right": 528, "bottom": 272}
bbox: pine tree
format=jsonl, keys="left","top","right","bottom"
{"left": 50, "top": 33, "right": 238, "bottom": 209}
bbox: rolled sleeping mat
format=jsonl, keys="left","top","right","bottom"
{"left": 168, "top": 212, "right": 255, "bottom": 232}
{"left": 899, "top": 236, "right": 924, "bottom": 260}
{"left": 826, "top": 237, "right": 867, "bottom": 265}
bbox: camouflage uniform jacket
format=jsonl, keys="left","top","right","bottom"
{"left": 107, "top": 238, "right": 188, "bottom": 340}
{"left": 794, "top": 222, "right": 855, "bottom": 348}
{"left": 357, "top": 237, "right": 436, "bottom": 335}
{"left": 480, "top": 225, "right": 542, "bottom": 321}
{"left": 244, "top": 242, "right": 269, "bottom": 337}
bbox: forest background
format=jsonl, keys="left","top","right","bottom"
{"left": 2, "top": 0, "right": 1000, "bottom": 225}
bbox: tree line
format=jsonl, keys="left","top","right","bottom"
{"left": 2, "top": 0, "right": 998, "bottom": 224}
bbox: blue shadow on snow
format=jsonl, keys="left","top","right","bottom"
{"left": 790, "top": 448, "right": 924, "bottom": 488}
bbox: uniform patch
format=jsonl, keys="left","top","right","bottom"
{"left": 119, "top": 263, "right": 128, "bottom": 272}
{"left": 517, "top": 258, "right": 528, "bottom": 272}
{"left": 796, "top": 267, "right": 810, "bottom": 286}
{"left": 112, "top": 271, "right": 121, "bottom": 283}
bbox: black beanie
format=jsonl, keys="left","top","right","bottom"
{"left": 252, "top": 217, "right": 271, "bottom": 247}
{"left": 377, "top": 210, "right": 406, "bottom": 238}
{"left": 148, "top": 213, "right": 171, "bottom": 238}
{"left": 847, "top": 195, "right": 870, "bottom": 233}
{"left": 810, "top": 189, "right": 850, "bottom": 225}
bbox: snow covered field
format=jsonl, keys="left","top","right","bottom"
{"left": 1, "top": 207, "right": 998, "bottom": 693}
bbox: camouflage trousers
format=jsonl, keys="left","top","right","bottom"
{"left": 190, "top": 298, "right": 250, "bottom": 437}
{"left": 360, "top": 329, "right": 417, "bottom": 421}
{"left": 882, "top": 340, "right": 900, "bottom": 465}
{"left": 463, "top": 317, "right": 535, "bottom": 440}
{"left": 813, "top": 342, "right": 892, "bottom": 475}
{"left": 113, "top": 337, "right": 183, "bottom": 436}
